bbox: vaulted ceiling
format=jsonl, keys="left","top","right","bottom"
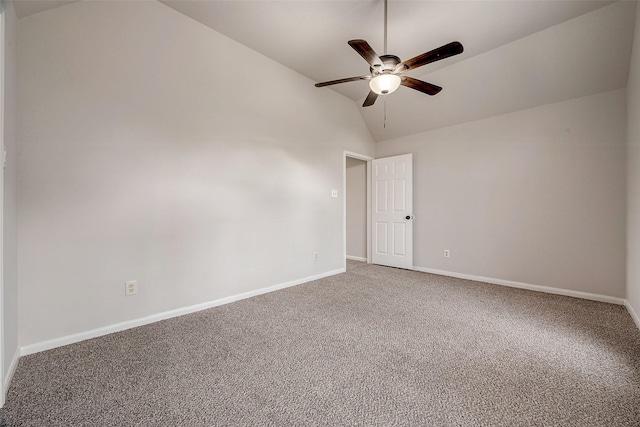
{"left": 14, "top": 0, "right": 638, "bottom": 142}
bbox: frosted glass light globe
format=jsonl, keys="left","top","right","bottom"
{"left": 369, "top": 74, "right": 401, "bottom": 95}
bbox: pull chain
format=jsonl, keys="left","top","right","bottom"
{"left": 384, "top": 99, "right": 387, "bottom": 129}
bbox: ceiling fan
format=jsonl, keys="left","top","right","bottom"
{"left": 315, "top": 0, "right": 464, "bottom": 107}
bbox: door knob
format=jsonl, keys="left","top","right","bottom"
{"left": 405, "top": 215, "right": 414, "bottom": 220}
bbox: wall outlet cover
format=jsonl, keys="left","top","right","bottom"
{"left": 125, "top": 280, "right": 138, "bottom": 296}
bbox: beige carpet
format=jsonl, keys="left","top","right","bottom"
{"left": 2, "top": 260, "right": 639, "bottom": 426}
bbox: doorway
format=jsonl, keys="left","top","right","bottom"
{"left": 343, "top": 151, "right": 373, "bottom": 270}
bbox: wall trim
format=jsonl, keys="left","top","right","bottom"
{"left": 20, "top": 268, "right": 345, "bottom": 357}
{"left": 413, "top": 266, "right": 625, "bottom": 305}
{"left": 19, "top": 265, "right": 635, "bottom": 357}
{"left": 3, "top": 347, "right": 18, "bottom": 397}
{"left": 346, "top": 255, "right": 367, "bottom": 262}
{"left": 0, "top": 5, "right": 5, "bottom": 409}
{"left": 624, "top": 300, "right": 640, "bottom": 331}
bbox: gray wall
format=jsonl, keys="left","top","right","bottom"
{"left": 17, "top": 1, "right": 374, "bottom": 347}
{"left": 9, "top": 0, "right": 640, "bottom": 357}
{"left": 3, "top": 0, "right": 19, "bottom": 392}
{"left": 346, "top": 157, "right": 366, "bottom": 260}
{"left": 376, "top": 89, "right": 627, "bottom": 298}
{"left": 627, "top": 4, "right": 640, "bottom": 323}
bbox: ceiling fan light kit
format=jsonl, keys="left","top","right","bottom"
{"left": 314, "top": 0, "right": 463, "bottom": 108}
{"left": 370, "top": 74, "right": 401, "bottom": 95}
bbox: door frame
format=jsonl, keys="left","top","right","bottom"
{"left": 343, "top": 151, "right": 373, "bottom": 270}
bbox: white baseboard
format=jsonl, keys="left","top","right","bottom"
{"left": 346, "top": 255, "right": 367, "bottom": 262}
{"left": 20, "top": 268, "right": 345, "bottom": 357}
{"left": 1, "top": 347, "right": 20, "bottom": 407}
{"left": 3, "top": 347, "right": 19, "bottom": 397}
{"left": 19, "top": 265, "right": 634, "bottom": 357}
{"left": 624, "top": 300, "right": 640, "bottom": 331}
{"left": 413, "top": 266, "right": 625, "bottom": 305}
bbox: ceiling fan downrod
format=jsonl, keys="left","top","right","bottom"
{"left": 383, "top": 0, "right": 388, "bottom": 55}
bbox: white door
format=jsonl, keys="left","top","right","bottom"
{"left": 372, "top": 154, "right": 413, "bottom": 269}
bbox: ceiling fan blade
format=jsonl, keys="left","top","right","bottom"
{"left": 363, "top": 90, "right": 378, "bottom": 107}
{"left": 397, "top": 41, "right": 463, "bottom": 72}
{"left": 401, "top": 77, "right": 442, "bottom": 96}
{"left": 348, "top": 40, "right": 383, "bottom": 67}
{"left": 315, "top": 75, "right": 372, "bottom": 87}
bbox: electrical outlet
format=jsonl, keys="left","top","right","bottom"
{"left": 444, "top": 249, "right": 450, "bottom": 258}
{"left": 314, "top": 252, "right": 318, "bottom": 261}
{"left": 125, "top": 280, "right": 138, "bottom": 296}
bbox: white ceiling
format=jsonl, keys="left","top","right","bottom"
{"left": 14, "top": 0, "right": 638, "bottom": 142}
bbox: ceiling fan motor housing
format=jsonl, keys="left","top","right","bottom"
{"left": 371, "top": 55, "right": 402, "bottom": 75}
